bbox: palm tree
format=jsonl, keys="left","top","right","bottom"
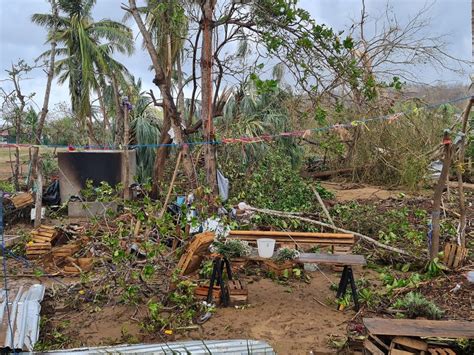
{"left": 32, "top": 0, "right": 134, "bottom": 145}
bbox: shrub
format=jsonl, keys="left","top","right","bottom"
{"left": 393, "top": 291, "right": 443, "bottom": 319}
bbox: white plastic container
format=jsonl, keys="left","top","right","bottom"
{"left": 257, "top": 238, "right": 276, "bottom": 258}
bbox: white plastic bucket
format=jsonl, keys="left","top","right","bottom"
{"left": 257, "top": 238, "right": 276, "bottom": 258}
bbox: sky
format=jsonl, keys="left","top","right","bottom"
{"left": 0, "top": 0, "right": 471, "bottom": 111}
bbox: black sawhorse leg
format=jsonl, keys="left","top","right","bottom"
{"left": 336, "top": 265, "right": 360, "bottom": 311}
{"left": 206, "top": 256, "right": 233, "bottom": 307}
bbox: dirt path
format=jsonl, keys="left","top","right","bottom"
{"left": 321, "top": 182, "right": 415, "bottom": 202}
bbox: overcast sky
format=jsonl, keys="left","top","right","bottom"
{"left": 0, "top": 0, "right": 471, "bottom": 111}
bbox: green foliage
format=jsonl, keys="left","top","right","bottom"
{"left": 358, "top": 288, "right": 378, "bottom": 307}
{"left": 0, "top": 180, "right": 15, "bottom": 193}
{"left": 274, "top": 247, "right": 300, "bottom": 263}
{"left": 32, "top": 0, "right": 134, "bottom": 125}
{"left": 425, "top": 258, "right": 446, "bottom": 278}
{"left": 393, "top": 292, "right": 443, "bottom": 320}
{"left": 80, "top": 179, "right": 122, "bottom": 202}
{"left": 229, "top": 149, "right": 333, "bottom": 213}
{"left": 212, "top": 239, "right": 252, "bottom": 259}
{"left": 41, "top": 152, "right": 59, "bottom": 178}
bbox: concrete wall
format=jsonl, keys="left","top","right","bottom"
{"left": 58, "top": 150, "right": 136, "bottom": 203}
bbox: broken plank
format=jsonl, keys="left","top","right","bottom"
{"left": 364, "top": 318, "right": 474, "bottom": 338}
{"left": 391, "top": 337, "right": 428, "bottom": 351}
{"left": 363, "top": 339, "right": 384, "bottom": 355}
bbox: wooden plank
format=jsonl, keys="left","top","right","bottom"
{"left": 453, "top": 246, "right": 467, "bottom": 268}
{"left": 177, "top": 232, "right": 215, "bottom": 275}
{"left": 229, "top": 235, "right": 355, "bottom": 244}
{"left": 447, "top": 244, "right": 457, "bottom": 267}
{"left": 39, "top": 225, "right": 56, "bottom": 231}
{"left": 443, "top": 243, "right": 452, "bottom": 265}
{"left": 389, "top": 350, "right": 416, "bottom": 355}
{"left": 391, "top": 337, "right": 428, "bottom": 351}
{"left": 363, "top": 339, "right": 384, "bottom": 355}
{"left": 229, "top": 230, "right": 353, "bottom": 238}
{"left": 245, "top": 252, "right": 366, "bottom": 266}
{"left": 364, "top": 318, "right": 474, "bottom": 338}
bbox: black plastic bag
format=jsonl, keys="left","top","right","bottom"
{"left": 43, "top": 180, "right": 61, "bottom": 205}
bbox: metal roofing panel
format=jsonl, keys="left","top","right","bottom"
{"left": 42, "top": 339, "right": 275, "bottom": 354}
{"left": 0, "top": 284, "right": 45, "bottom": 351}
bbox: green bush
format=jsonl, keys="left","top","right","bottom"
{"left": 228, "top": 150, "right": 333, "bottom": 212}
{"left": 393, "top": 291, "right": 443, "bottom": 319}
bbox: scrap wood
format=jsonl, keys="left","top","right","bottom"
{"left": 443, "top": 243, "right": 467, "bottom": 269}
{"left": 177, "top": 232, "right": 215, "bottom": 275}
{"left": 10, "top": 192, "right": 34, "bottom": 209}
{"left": 245, "top": 205, "right": 413, "bottom": 257}
{"left": 363, "top": 318, "right": 474, "bottom": 338}
{"left": 390, "top": 337, "right": 428, "bottom": 352}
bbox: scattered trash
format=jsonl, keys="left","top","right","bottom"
{"left": 466, "top": 271, "right": 474, "bottom": 283}
{"left": 450, "top": 283, "right": 461, "bottom": 293}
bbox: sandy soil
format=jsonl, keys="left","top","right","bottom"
{"left": 38, "top": 267, "right": 365, "bottom": 353}
{"left": 193, "top": 274, "right": 351, "bottom": 354}
{"left": 320, "top": 182, "right": 417, "bottom": 202}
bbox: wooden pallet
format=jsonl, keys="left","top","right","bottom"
{"left": 62, "top": 257, "right": 93, "bottom": 275}
{"left": 443, "top": 243, "right": 467, "bottom": 269}
{"left": 389, "top": 336, "right": 428, "bottom": 354}
{"left": 194, "top": 285, "right": 221, "bottom": 303}
{"left": 26, "top": 225, "right": 58, "bottom": 258}
{"left": 11, "top": 192, "right": 34, "bottom": 209}
{"left": 52, "top": 243, "right": 81, "bottom": 258}
{"left": 228, "top": 280, "right": 248, "bottom": 305}
{"left": 261, "top": 259, "right": 294, "bottom": 277}
{"left": 428, "top": 347, "right": 456, "bottom": 355}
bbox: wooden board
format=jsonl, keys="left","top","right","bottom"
{"left": 246, "top": 252, "right": 366, "bottom": 266}
{"left": 363, "top": 339, "right": 384, "bottom": 355}
{"left": 229, "top": 230, "right": 353, "bottom": 238}
{"left": 443, "top": 243, "right": 467, "bottom": 268}
{"left": 391, "top": 337, "right": 428, "bottom": 351}
{"left": 177, "top": 232, "right": 215, "bottom": 275}
{"left": 11, "top": 192, "right": 34, "bottom": 208}
{"left": 363, "top": 318, "right": 474, "bottom": 339}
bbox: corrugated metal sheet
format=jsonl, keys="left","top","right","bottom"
{"left": 0, "top": 284, "right": 45, "bottom": 351}
{"left": 42, "top": 339, "right": 275, "bottom": 354}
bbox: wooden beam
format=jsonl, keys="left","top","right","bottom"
{"left": 364, "top": 318, "right": 474, "bottom": 338}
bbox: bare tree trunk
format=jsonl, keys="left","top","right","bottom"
{"left": 85, "top": 116, "right": 99, "bottom": 147}
{"left": 98, "top": 86, "right": 110, "bottom": 145}
{"left": 111, "top": 74, "right": 124, "bottom": 147}
{"left": 456, "top": 98, "right": 473, "bottom": 247}
{"left": 151, "top": 111, "right": 172, "bottom": 197}
{"left": 201, "top": 0, "right": 218, "bottom": 194}
{"left": 176, "top": 53, "right": 185, "bottom": 114}
{"left": 30, "top": 0, "right": 58, "bottom": 189}
{"left": 431, "top": 132, "right": 453, "bottom": 259}
{"left": 127, "top": 0, "right": 197, "bottom": 192}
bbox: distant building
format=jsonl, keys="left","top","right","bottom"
{"left": 0, "top": 127, "right": 14, "bottom": 143}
